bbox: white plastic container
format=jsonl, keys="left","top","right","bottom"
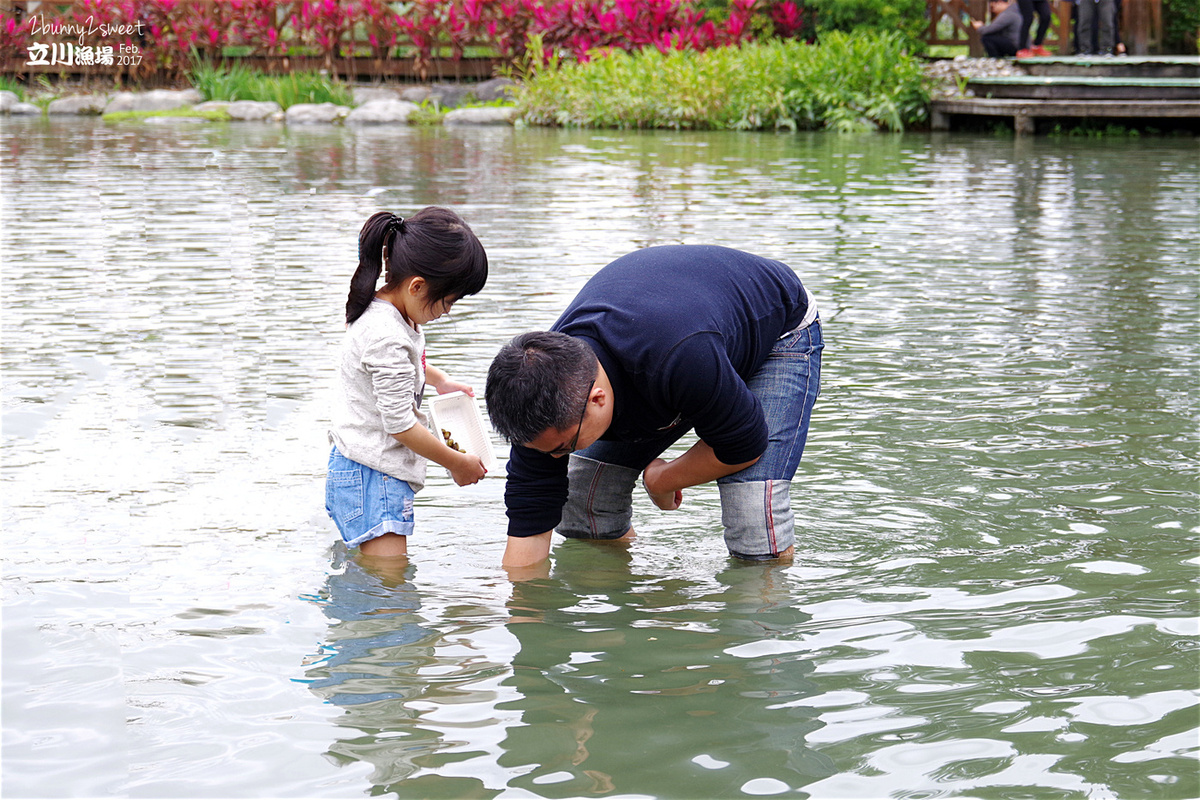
{"left": 428, "top": 391, "right": 499, "bottom": 474}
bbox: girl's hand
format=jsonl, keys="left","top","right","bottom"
{"left": 643, "top": 458, "right": 683, "bottom": 511}
{"left": 425, "top": 364, "right": 474, "bottom": 396}
{"left": 448, "top": 450, "right": 487, "bottom": 486}
{"left": 436, "top": 379, "right": 474, "bottom": 397}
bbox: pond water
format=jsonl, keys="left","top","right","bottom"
{"left": 2, "top": 117, "right": 1197, "bottom": 799}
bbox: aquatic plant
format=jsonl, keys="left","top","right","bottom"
{"left": 102, "top": 106, "right": 232, "bottom": 123}
{"left": 517, "top": 30, "right": 929, "bottom": 132}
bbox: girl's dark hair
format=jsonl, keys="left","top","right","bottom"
{"left": 346, "top": 207, "right": 488, "bottom": 325}
{"left": 486, "top": 331, "right": 598, "bottom": 445}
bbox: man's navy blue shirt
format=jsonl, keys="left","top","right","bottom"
{"left": 503, "top": 245, "right": 811, "bottom": 538}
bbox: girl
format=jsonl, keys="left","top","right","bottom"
{"left": 326, "top": 207, "right": 489, "bottom": 558}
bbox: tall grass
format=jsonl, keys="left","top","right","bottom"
{"left": 0, "top": 76, "right": 26, "bottom": 101}
{"left": 517, "top": 31, "right": 930, "bottom": 132}
{"left": 188, "top": 61, "right": 354, "bottom": 109}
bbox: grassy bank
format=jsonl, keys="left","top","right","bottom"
{"left": 517, "top": 31, "right": 930, "bottom": 132}
{"left": 188, "top": 61, "right": 354, "bottom": 108}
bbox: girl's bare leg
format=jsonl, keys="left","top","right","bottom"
{"left": 360, "top": 533, "right": 408, "bottom": 557}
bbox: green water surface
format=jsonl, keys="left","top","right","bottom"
{"left": 2, "top": 119, "right": 1196, "bottom": 799}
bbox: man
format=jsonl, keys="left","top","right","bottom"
{"left": 973, "top": 0, "right": 1022, "bottom": 58}
{"left": 485, "top": 245, "right": 823, "bottom": 569}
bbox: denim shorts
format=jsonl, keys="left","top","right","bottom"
{"left": 559, "top": 319, "right": 823, "bottom": 560}
{"left": 325, "top": 447, "right": 415, "bottom": 549}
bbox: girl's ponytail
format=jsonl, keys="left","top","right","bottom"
{"left": 346, "top": 211, "right": 402, "bottom": 324}
{"left": 346, "top": 207, "right": 487, "bottom": 325}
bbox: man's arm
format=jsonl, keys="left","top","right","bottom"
{"left": 642, "top": 441, "right": 759, "bottom": 510}
{"left": 501, "top": 443, "right": 568, "bottom": 570}
{"left": 503, "top": 531, "right": 553, "bottom": 580}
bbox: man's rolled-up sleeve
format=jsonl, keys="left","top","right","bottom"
{"left": 504, "top": 444, "right": 570, "bottom": 537}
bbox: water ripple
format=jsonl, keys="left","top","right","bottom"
{"left": 2, "top": 120, "right": 1196, "bottom": 799}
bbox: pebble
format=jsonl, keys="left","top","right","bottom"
{"left": 924, "top": 57, "right": 1027, "bottom": 98}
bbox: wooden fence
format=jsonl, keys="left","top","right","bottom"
{"left": 0, "top": 0, "right": 1170, "bottom": 85}
{"left": 926, "top": 0, "right": 1163, "bottom": 56}
{"left": 0, "top": 0, "right": 508, "bottom": 83}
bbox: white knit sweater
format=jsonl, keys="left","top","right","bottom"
{"left": 328, "top": 299, "right": 429, "bottom": 490}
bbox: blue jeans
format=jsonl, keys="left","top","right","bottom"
{"left": 559, "top": 319, "right": 823, "bottom": 559}
{"left": 325, "top": 447, "right": 416, "bottom": 549}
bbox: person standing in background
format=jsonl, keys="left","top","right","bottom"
{"left": 1076, "top": 0, "right": 1117, "bottom": 54}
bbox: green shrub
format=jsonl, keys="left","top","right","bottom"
{"left": 188, "top": 60, "right": 354, "bottom": 109}
{"left": 1162, "top": 0, "right": 1200, "bottom": 53}
{"left": 517, "top": 31, "right": 929, "bottom": 132}
{"left": 807, "top": 0, "right": 927, "bottom": 48}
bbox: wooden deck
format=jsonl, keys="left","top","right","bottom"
{"left": 932, "top": 97, "right": 1200, "bottom": 134}
{"left": 1018, "top": 56, "right": 1200, "bottom": 78}
{"left": 930, "top": 56, "right": 1200, "bottom": 134}
{"left": 966, "top": 77, "right": 1200, "bottom": 101}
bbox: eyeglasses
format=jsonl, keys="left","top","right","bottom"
{"left": 549, "top": 379, "right": 594, "bottom": 457}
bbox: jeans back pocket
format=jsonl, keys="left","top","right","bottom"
{"left": 326, "top": 469, "right": 365, "bottom": 525}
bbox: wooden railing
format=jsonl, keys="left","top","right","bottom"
{"left": 1, "top": 0, "right": 1171, "bottom": 85}
{"left": 926, "top": 0, "right": 1163, "bottom": 56}
{"left": 0, "top": 0, "right": 506, "bottom": 82}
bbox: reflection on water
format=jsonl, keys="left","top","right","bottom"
{"left": 2, "top": 118, "right": 1197, "bottom": 798}
{"left": 305, "top": 545, "right": 834, "bottom": 798}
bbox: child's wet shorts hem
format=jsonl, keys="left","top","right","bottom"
{"left": 325, "top": 447, "right": 415, "bottom": 549}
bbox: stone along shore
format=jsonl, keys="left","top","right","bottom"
{"left": 0, "top": 77, "right": 519, "bottom": 126}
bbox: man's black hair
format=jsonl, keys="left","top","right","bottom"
{"left": 486, "top": 331, "right": 598, "bottom": 445}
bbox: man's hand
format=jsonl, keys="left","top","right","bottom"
{"left": 643, "top": 458, "right": 683, "bottom": 510}
{"left": 642, "top": 444, "right": 758, "bottom": 511}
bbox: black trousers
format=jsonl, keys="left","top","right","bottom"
{"left": 982, "top": 31, "right": 1019, "bottom": 57}
{"left": 1017, "top": 0, "right": 1052, "bottom": 47}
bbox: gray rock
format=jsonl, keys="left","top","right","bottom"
{"left": 0, "top": 90, "right": 19, "bottom": 112}
{"left": 353, "top": 86, "right": 401, "bottom": 106}
{"left": 192, "top": 101, "right": 231, "bottom": 113}
{"left": 227, "top": 100, "right": 283, "bottom": 120}
{"left": 400, "top": 86, "right": 432, "bottom": 104}
{"left": 8, "top": 102, "right": 40, "bottom": 116}
{"left": 104, "top": 88, "right": 201, "bottom": 113}
{"left": 285, "top": 102, "right": 350, "bottom": 124}
{"left": 346, "top": 98, "right": 419, "bottom": 125}
{"left": 472, "top": 77, "right": 517, "bottom": 103}
{"left": 427, "top": 83, "right": 472, "bottom": 108}
{"left": 47, "top": 94, "right": 109, "bottom": 115}
{"left": 102, "top": 92, "right": 138, "bottom": 112}
{"left": 443, "top": 106, "right": 519, "bottom": 126}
